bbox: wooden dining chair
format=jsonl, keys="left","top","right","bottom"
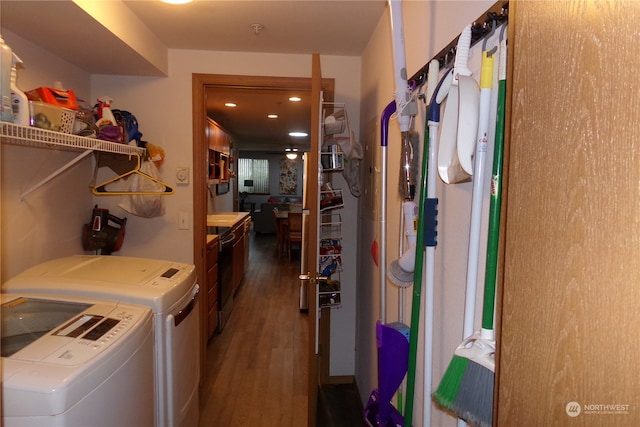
{"left": 286, "top": 212, "right": 303, "bottom": 260}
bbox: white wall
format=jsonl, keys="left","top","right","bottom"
{"left": 1, "top": 30, "right": 93, "bottom": 282}
{"left": 89, "top": 50, "right": 360, "bottom": 258}
{"left": 357, "top": 1, "right": 495, "bottom": 426}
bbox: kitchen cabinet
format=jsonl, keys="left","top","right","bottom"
{"left": 207, "top": 118, "right": 231, "bottom": 183}
{"left": 206, "top": 118, "right": 230, "bottom": 154}
{"left": 208, "top": 150, "right": 229, "bottom": 182}
{"left": 205, "top": 235, "right": 219, "bottom": 340}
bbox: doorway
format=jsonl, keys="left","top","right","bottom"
{"left": 191, "top": 73, "right": 334, "bottom": 421}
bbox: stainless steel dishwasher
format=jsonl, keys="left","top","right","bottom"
{"left": 217, "top": 228, "right": 235, "bottom": 332}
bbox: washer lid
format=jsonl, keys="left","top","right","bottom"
{"left": 3, "top": 256, "right": 197, "bottom": 312}
{"left": 1, "top": 297, "right": 91, "bottom": 357}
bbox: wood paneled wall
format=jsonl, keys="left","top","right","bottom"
{"left": 497, "top": 1, "right": 640, "bottom": 425}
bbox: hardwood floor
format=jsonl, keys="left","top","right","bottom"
{"left": 199, "top": 230, "right": 364, "bottom": 427}
{"left": 199, "top": 232, "right": 307, "bottom": 426}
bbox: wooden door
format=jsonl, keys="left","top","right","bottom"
{"left": 497, "top": 1, "right": 640, "bottom": 425}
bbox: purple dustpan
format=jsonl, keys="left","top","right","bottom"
{"left": 376, "top": 321, "right": 409, "bottom": 424}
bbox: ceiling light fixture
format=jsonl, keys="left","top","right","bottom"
{"left": 224, "top": 102, "right": 237, "bottom": 107}
{"left": 289, "top": 96, "right": 302, "bottom": 102}
{"left": 289, "top": 131, "right": 308, "bottom": 137}
{"left": 285, "top": 147, "right": 299, "bottom": 160}
{"left": 267, "top": 114, "right": 278, "bottom": 119}
{"left": 160, "top": 0, "right": 193, "bottom": 4}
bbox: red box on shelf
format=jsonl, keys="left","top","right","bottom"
{"left": 26, "top": 87, "right": 79, "bottom": 110}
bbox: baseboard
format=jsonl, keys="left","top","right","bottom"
{"left": 325, "top": 374, "right": 355, "bottom": 385}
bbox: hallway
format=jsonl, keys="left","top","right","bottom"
{"left": 199, "top": 232, "right": 308, "bottom": 426}
{"left": 198, "top": 231, "right": 365, "bottom": 426}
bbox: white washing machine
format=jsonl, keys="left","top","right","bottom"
{"left": 3, "top": 255, "right": 200, "bottom": 427}
{"left": 1, "top": 293, "right": 155, "bottom": 427}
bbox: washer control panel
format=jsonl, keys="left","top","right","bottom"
{"left": 43, "top": 306, "right": 147, "bottom": 365}
{"left": 1, "top": 296, "right": 151, "bottom": 366}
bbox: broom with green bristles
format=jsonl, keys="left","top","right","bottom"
{"left": 432, "top": 32, "right": 496, "bottom": 415}
{"left": 433, "top": 30, "right": 507, "bottom": 427}
{"left": 452, "top": 32, "right": 506, "bottom": 427}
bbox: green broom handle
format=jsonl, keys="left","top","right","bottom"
{"left": 481, "top": 39, "right": 507, "bottom": 332}
{"left": 404, "top": 111, "right": 429, "bottom": 425}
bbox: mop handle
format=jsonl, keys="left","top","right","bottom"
{"left": 462, "top": 47, "right": 494, "bottom": 340}
{"left": 405, "top": 65, "right": 448, "bottom": 427}
{"left": 380, "top": 101, "right": 397, "bottom": 325}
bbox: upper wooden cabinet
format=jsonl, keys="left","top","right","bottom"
{"left": 206, "top": 118, "right": 232, "bottom": 182}
{"left": 206, "top": 118, "right": 231, "bottom": 154}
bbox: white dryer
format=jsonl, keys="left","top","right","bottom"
{"left": 1, "top": 293, "right": 155, "bottom": 427}
{"left": 3, "top": 255, "right": 200, "bottom": 427}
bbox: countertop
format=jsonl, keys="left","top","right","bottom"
{"left": 206, "top": 212, "right": 250, "bottom": 228}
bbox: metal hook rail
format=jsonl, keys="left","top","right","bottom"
{"left": 408, "top": 0, "right": 509, "bottom": 89}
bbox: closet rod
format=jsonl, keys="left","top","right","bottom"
{"left": 408, "top": 0, "right": 508, "bottom": 89}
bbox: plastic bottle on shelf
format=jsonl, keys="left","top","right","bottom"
{"left": 95, "top": 96, "right": 116, "bottom": 128}
{"left": 0, "top": 35, "right": 13, "bottom": 122}
{"left": 10, "top": 52, "right": 29, "bottom": 126}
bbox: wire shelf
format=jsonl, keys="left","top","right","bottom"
{"left": 1, "top": 121, "right": 144, "bottom": 156}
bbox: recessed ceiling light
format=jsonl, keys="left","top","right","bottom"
{"left": 289, "top": 131, "right": 308, "bottom": 137}
{"left": 225, "top": 103, "right": 237, "bottom": 108}
{"left": 289, "top": 96, "right": 302, "bottom": 102}
{"left": 161, "top": 0, "right": 192, "bottom": 4}
{"left": 267, "top": 114, "right": 278, "bottom": 119}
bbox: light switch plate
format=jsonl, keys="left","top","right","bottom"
{"left": 178, "top": 211, "right": 189, "bottom": 230}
